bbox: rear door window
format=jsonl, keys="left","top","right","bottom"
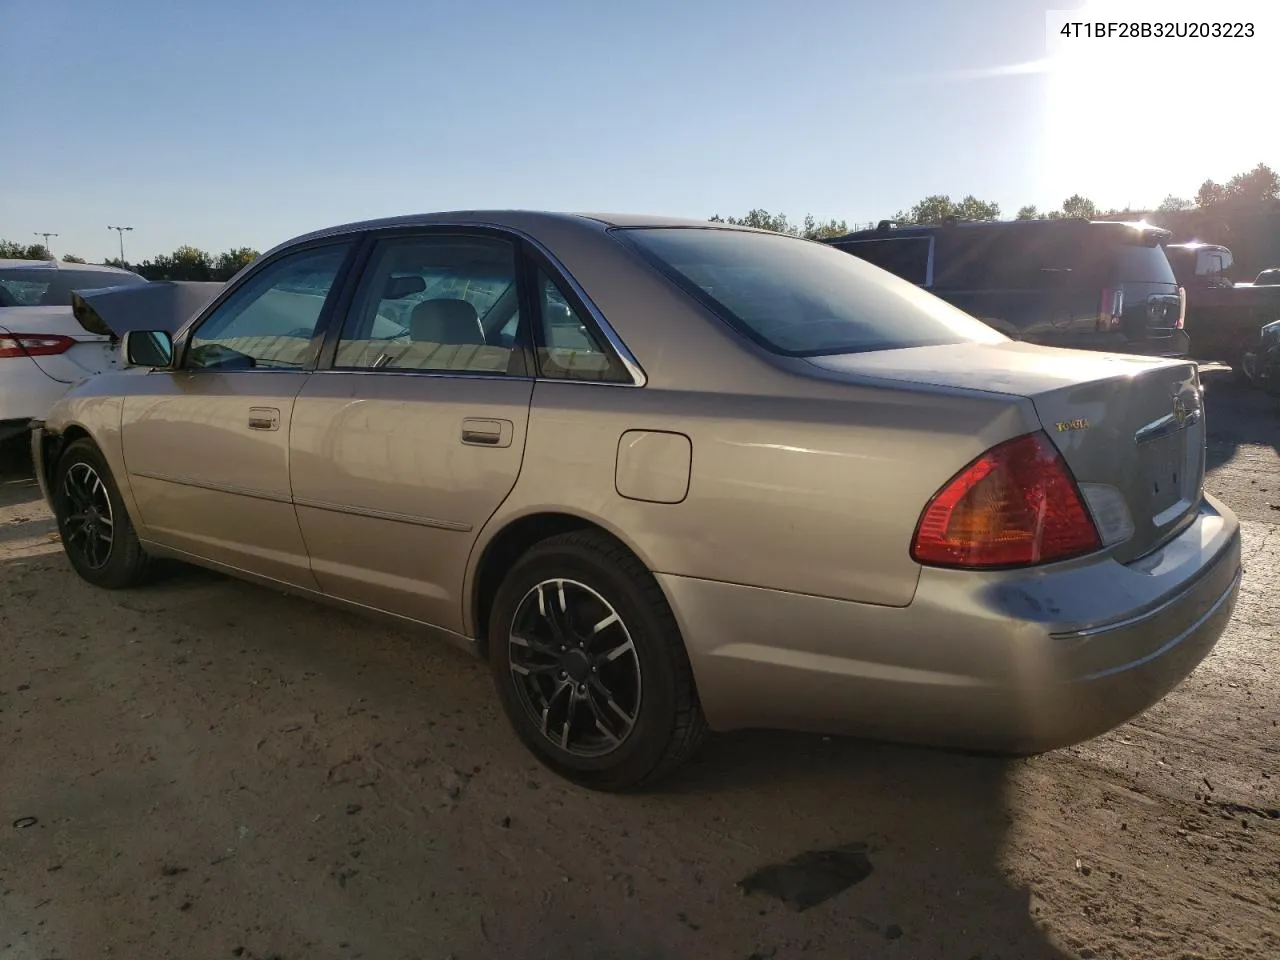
{"left": 831, "top": 237, "right": 932, "bottom": 285}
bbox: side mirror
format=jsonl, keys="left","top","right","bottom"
{"left": 123, "top": 330, "right": 175, "bottom": 368}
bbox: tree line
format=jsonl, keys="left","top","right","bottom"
{"left": 7, "top": 162, "right": 1276, "bottom": 281}
{"left": 711, "top": 161, "right": 1280, "bottom": 272}
{"left": 713, "top": 162, "right": 1278, "bottom": 230}
{"left": 0, "top": 239, "right": 260, "bottom": 283}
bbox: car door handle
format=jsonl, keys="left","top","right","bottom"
{"left": 461, "top": 418, "right": 512, "bottom": 448}
{"left": 248, "top": 407, "right": 281, "bottom": 431}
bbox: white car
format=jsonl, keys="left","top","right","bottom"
{"left": 0, "top": 259, "right": 147, "bottom": 443}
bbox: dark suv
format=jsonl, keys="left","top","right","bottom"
{"left": 825, "top": 219, "right": 1188, "bottom": 357}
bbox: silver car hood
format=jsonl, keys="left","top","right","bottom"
{"left": 70, "top": 281, "right": 224, "bottom": 338}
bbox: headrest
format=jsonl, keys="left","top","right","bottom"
{"left": 409, "top": 298, "right": 483, "bottom": 344}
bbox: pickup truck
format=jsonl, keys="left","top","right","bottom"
{"left": 1166, "top": 242, "right": 1280, "bottom": 377}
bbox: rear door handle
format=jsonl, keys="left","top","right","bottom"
{"left": 248, "top": 407, "right": 280, "bottom": 431}
{"left": 461, "top": 418, "right": 513, "bottom": 448}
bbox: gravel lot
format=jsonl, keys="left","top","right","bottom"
{"left": 1, "top": 380, "right": 1276, "bottom": 960}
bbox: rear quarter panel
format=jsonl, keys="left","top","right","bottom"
{"left": 479, "top": 376, "right": 1035, "bottom": 618}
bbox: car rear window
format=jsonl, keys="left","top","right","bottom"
{"left": 618, "top": 227, "right": 1004, "bottom": 357}
{"left": 1112, "top": 243, "right": 1176, "bottom": 284}
{"left": 0, "top": 268, "right": 146, "bottom": 307}
{"left": 930, "top": 227, "right": 1175, "bottom": 290}
{"left": 829, "top": 237, "right": 932, "bottom": 285}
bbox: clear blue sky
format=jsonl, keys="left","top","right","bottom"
{"left": 1, "top": 0, "right": 1269, "bottom": 261}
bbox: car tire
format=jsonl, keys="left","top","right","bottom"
{"left": 1236, "top": 348, "right": 1257, "bottom": 386}
{"left": 487, "top": 529, "right": 708, "bottom": 791}
{"left": 51, "top": 438, "right": 151, "bottom": 590}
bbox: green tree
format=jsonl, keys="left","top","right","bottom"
{"left": 0, "top": 240, "right": 52, "bottom": 260}
{"left": 103, "top": 257, "right": 130, "bottom": 270}
{"left": 711, "top": 209, "right": 795, "bottom": 233}
{"left": 214, "top": 247, "right": 260, "bottom": 280}
{"left": 800, "top": 214, "right": 849, "bottom": 241}
{"left": 709, "top": 210, "right": 848, "bottom": 240}
{"left": 1224, "top": 162, "right": 1280, "bottom": 205}
{"left": 137, "top": 245, "right": 215, "bottom": 281}
{"left": 62, "top": 254, "right": 86, "bottom": 263}
{"left": 1015, "top": 205, "right": 1039, "bottom": 220}
{"left": 1196, "top": 179, "right": 1226, "bottom": 208}
{"left": 1157, "top": 195, "right": 1194, "bottom": 213}
{"left": 893, "top": 193, "right": 1000, "bottom": 224}
{"left": 1060, "top": 194, "right": 1098, "bottom": 219}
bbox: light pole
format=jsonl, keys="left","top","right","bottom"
{"left": 34, "top": 232, "right": 59, "bottom": 257}
{"left": 107, "top": 225, "right": 134, "bottom": 263}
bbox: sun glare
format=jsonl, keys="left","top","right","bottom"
{"left": 1042, "top": 0, "right": 1271, "bottom": 208}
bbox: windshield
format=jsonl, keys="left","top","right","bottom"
{"left": 0, "top": 267, "right": 146, "bottom": 307}
{"left": 619, "top": 227, "right": 1004, "bottom": 356}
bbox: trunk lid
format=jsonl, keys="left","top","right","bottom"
{"left": 807, "top": 341, "right": 1205, "bottom": 562}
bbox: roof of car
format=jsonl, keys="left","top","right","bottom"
{"left": 0, "top": 258, "right": 142, "bottom": 274}
{"left": 276, "top": 211, "right": 757, "bottom": 253}
{"left": 826, "top": 218, "right": 1170, "bottom": 244}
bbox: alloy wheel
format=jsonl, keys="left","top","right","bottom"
{"left": 61, "top": 462, "right": 114, "bottom": 570}
{"left": 508, "top": 578, "right": 642, "bottom": 758}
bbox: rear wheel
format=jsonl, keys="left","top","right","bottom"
{"left": 52, "top": 438, "right": 151, "bottom": 589}
{"left": 487, "top": 530, "right": 707, "bottom": 791}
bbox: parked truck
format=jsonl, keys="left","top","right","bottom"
{"left": 1165, "top": 242, "right": 1280, "bottom": 378}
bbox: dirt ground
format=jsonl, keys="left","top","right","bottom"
{"left": 1, "top": 380, "right": 1276, "bottom": 960}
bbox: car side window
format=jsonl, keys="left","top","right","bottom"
{"left": 187, "top": 244, "right": 351, "bottom": 371}
{"left": 335, "top": 235, "right": 523, "bottom": 375}
{"left": 534, "top": 270, "right": 627, "bottom": 383}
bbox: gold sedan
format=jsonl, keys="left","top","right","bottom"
{"left": 33, "top": 213, "right": 1241, "bottom": 790}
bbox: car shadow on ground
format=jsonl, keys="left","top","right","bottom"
{"left": 0, "top": 532, "right": 1072, "bottom": 958}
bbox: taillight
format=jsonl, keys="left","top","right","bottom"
{"left": 0, "top": 334, "right": 77, "bottom": 359}
{"left": 1096, "top": 287, "right": 1124, "bottom": 332}
{"left": 911, "top": 432, "right": 1101, "bottom": 569}
{"left": 1176, "top": 286, "right": 1186, "bottom": 329}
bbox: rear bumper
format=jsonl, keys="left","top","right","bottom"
{"left": 663, "top": 494, "right": 1240, "bottom": 752}
{"left": 0, "top": 354, "right": 74, "bottom": 426}
{"left": 1131, "top": 329, "right": 1190, "bottom": 358}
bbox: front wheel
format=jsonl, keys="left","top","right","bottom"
{"left": 52, "top": 438, "right": 151, "bottom": 589}
{"left": 1238, "top": 348, "right": 1259, "bottom": 386}
{"left": 488, "top": 530, "right": 707, "bottom": 791}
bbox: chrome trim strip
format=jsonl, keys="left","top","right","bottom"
{"left": 310, "top": 367, "right": 639, "bottom": 389}
{"left": 131, "top": 470, "right": 293, "bottom": 505}
{"left": 1051, "top": 565, "right": 1240, "bottom": 641}
{"left": 1135, "top": 408, "right": 1201, "bottom": 444}
{"left": 292, "top": 496, "right": 472, "bottom": 532}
